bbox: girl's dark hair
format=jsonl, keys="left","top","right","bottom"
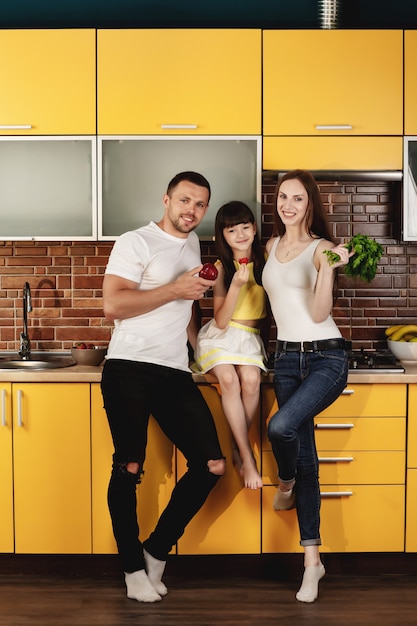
{"left": 215, "top": 201, "right": 265, "bottom": 289}
{"left": 272, "top": 170, "right": 334, "bottom": 243}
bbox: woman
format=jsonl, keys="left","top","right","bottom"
{"left": 262, "top": 170, "right": 352, "bottom": 603}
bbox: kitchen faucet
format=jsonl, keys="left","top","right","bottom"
{"left": 19, "top": 282, "right": 32, "bottom": 360}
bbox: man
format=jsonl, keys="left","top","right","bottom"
{"left": 101, "top": 171, "right": 225, "bottom": 603}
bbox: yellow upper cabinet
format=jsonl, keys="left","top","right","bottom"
{"left": 405, "top": 31, "right": 417, "bottom": 135}
{"left": 263, "top": 30, "right": 403, "bottom": 136}
{"left": 0, "top": 29, "right": 96, "bottom": 135}
{"left": 97, "top": 29, "right": 261, "bottom": 135}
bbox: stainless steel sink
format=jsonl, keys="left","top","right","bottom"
{"left": 0, "top": 352, "right": 76, "bottom": 370}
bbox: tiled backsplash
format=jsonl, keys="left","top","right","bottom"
{"left": 1, "top": 177, "right": 416, "bottom": 353}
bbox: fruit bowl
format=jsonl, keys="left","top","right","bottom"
{"left": 387, "top": 339, "right": 417, "bottom": 363}
{"left": 71, "top": 345, "right": 107, "bottom": 366}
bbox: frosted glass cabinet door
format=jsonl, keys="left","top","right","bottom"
{"left": 0, "top": 137, "right": 96, "bottom": 240}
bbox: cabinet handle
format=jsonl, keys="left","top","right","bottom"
{"left": 315, "top": 124, "right": 353, "bottom": 130}
{"left": 320, "top": 491, "right": 353, "bottom": 497}
{"left": 341, "top": 388, "right": 354, "bottom": 395}
{"left": 160, "top": 124, "right": 197, "bottom": 129}
{"left": 0, "top": 124, "right": 32, "bottom": 130}
{"left": 318, "top": 457, "right": 354, "bottom": 463}
{"left": 17, "top": 389, "right": 23, "bottom": 427}
{"left": 315, "top": 423, "right": 354, "bottom": 429}
{"left": 1, "top": 389, "right": 6, "bottom": 427}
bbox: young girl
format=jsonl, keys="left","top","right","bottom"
{"left": 194, "top": 201, "right": 268, "bottom": 490}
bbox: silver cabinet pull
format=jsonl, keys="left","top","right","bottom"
{"left": 315, "top": 124, "right": 353, "bottom": 130}
{"left": 316, "top": 423, "right": 354, "bottom": 429}
{"left": 1, "top": 389, "right": 6, "bottom": 427}
{"left": 319, "top": 456, "right": 354, "bottom": 463}
{"left": 160, "top": 124, "right": 197, "bottom": 129}
{"left": 17, "top": 389, "right": 23, "bottom": 427}
{"left": 320, "top": 491, "right": 353, "bottom": 497}
{"left": 0, "top": 124, "right": 32, "bottom": 130}
{"left": 341, "top": 388, "right": 354, "bottom": 395}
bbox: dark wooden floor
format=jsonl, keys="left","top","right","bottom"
{"left": 1, "top": 555, "right": 417, "bottom": 626}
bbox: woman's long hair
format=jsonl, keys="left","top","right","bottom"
{"left": 272, "top": 170, "right": 334, "bottom": 243}
{"left": 215, "top": 201, "right": 265, "bottom": 290}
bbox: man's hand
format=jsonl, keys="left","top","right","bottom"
{"left": 173, "top": 266, "right": 217, "bottom": 300}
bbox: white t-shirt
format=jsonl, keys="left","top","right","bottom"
{"left": 105, "top": 221, "right": 201, "bottom": 371}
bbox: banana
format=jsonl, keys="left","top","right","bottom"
{"left": 385, "top": 324, "right": 406, "bottom": 337}
{"left": 389, "top": 324, "right": 417, "bottom": 341}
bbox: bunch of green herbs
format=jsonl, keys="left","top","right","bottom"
{"left": 323, "top": 234, "right": 383, "bottom": 282}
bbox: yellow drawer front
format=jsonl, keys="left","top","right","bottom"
{"left": 318, "top": 384, "right": 406, "bottom": 418}
{"left": 406, "top": 469, "right": 417, "bottom": 552}
{"left": 315, "top": 417, "right": 405, "bottom": 452}
{"left": 262, "top": 450, "right": 405, "bottom": 486}
{"left": 262, "top": 485, "right": 404, "bottom": 553}
{"left": 177, "top": 384, "right": 261, "bottom": 555}
{"left": 263, "top": 136, "right": 403, "bottom": 171}
{"left": 407, "top": 385, "right": 417, "bottom": 468}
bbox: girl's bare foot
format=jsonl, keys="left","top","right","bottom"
{"left": 241, "top": 458, "right": 263, "bottom": 490}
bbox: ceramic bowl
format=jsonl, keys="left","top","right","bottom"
{"left": 387, "top": 339, "right": 417, "bottom": 362}
{"left": 71, "top": 346, "right": 107, "bottom": 366}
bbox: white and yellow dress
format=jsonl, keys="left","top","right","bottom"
{"left": 193, "top": 261, "right": 268, "bottom": 373}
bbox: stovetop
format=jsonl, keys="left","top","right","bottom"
{"left": 348, "top": 349, "right": 405, "bottom": 373}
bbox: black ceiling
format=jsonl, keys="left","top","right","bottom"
{"left": 0, "top": 0, "right": 416, "bottom": 29}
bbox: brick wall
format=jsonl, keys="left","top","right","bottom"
{"left": 1, "top": 176, "right": 417, "bottom": 353}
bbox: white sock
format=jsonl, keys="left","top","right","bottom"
{"left": 295, "top": 562, "right": 325, "bottom": 603}
{"left": 144, "top": 549, "right": 168, "bottom": 596}
{"left": 273, "top": 487, "right": 295, "bottom": 511}
{"left": 124, "top": 569, "right": 162, "bottom": 602}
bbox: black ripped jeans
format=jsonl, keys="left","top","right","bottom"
{"left": 101, "top": 359, "right": 224, "bottom": 572}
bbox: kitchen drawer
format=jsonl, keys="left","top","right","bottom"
{"left": 262, "top": 484, "right": 405, "bottom": 553}
{"left": 317, "top": 384, "right": 406, "bottom": 419}
{"left": 262, "top": 450, "right": 405, "bottom": 486}
{"left": 262, "top": 417, "right": 405, "bottom": 453}
{"left": 407, "top": 385, "right": 417, "bottom": 468}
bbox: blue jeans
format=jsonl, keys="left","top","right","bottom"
{"left": 101, "top": 359, "right": 224, "bottom": 572}
{"left": 267, "top": 348, "right": 348, "bottom": 546}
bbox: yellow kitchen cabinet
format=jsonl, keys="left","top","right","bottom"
{"left": 91, "top": 383, "right": 176, "bottom": 554}
{"left": 263, "top": 30, "right": 403, "bottom": 137}
{"left": 0, "top": 383, "right": 13, "bottom": 552}
{"left": 263, "top": 136, "right": 403, "bottom": 172}
{"left": 261, "top": 383, "right": 406, "bottom": 553}
{"left": 406, "top": 470, "right": 417, "bottom": 552}
{"left": 406, "top": 385, "right": 417, "bottom": 552}
{"left": 0, "top": 29, "right": 96, "bottom": 135}
{"left": 177, "top": 383, "right": 261, "bottom": 554}
{"left": 97, "top": 29, "right": 261, "bottom": 135}
{"left": 12, "top": 383, "right": 91, "bottom": 553}
{"left": 405, "top": 31, "right": 417, "bottom": 135}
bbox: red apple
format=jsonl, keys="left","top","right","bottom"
{"left": 199, "top": 263, "right": 218, "bottom": 281}
{"left": 239, "top": 258, "right": 249, "bottom": 265}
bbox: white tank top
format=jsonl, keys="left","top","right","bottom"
{"left": 262, "top": 237, "right": 341, "bottom": 342}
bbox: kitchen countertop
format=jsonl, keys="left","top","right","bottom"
{"left": 1, "top": 363, "right": 417, "bottom": 383}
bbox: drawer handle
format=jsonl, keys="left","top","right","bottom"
{"left": 0, "top": 124, "right": 32, "bottom": 130}
{"left": 17, "top": 389, "right": 23, "bottom": 427}
{"left": 315, "top": 124, "right": 353, "bottom": 130}
{"left": 320, "top": 491, "right": 353, "bottom": 497}
{"left": 315, "top": 423, "right": 354, "bottom": 430}
{"left": 1, "top": 389, "right": 6, "bottom": 427}
{"left": 319, "top": 457, "right": 354, "bottom": 463}
{"left": 160, "top": 124, "right": 197, "bottom": 129}
{"left": 341, "top": 388, "right": 354, "bottom": 395}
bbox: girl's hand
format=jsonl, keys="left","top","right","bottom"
{"left": 231, "top": 262, "right": 249, "bottom": 287}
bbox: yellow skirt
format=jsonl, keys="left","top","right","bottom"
{"left": 192, "top": 320, "right": 267, "bottom": 374}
